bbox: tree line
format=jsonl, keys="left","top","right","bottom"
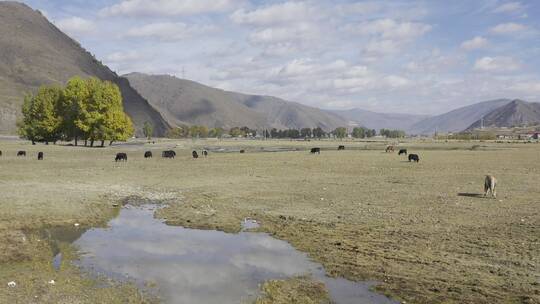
{"left": 165, "top": 125, "right": 407, "bottom": 139}
{"left": 166, "top": 125, "right": 226, "bottom": 138}
{"left": 18, "top": 77, "right": 134, "bottom": 146}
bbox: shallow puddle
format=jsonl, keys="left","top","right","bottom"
{"left": 52, "top": 205, "right": 396, "bottom": 304}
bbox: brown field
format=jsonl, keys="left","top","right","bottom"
{"left": 0, "top": 138, "right": 539, "bottom": 303}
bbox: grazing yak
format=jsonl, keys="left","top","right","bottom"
{"left": 310, "top": 147, "right": 321, "bottom": 154}
{"left": 398, "top": 149, "right": 407, "bottom": 155}
{"left": 202, "top": 150, "right": 208, "bottom": 157}
{"left": 17, "top": 151, "right": 26, "bottom": 157}
{"left": 115, "top": 153, "right": 128, "bottom": 162}
{"left": 386, "top": 146, "right": 394, "bottom": 153}
{"left": 240, "top": 150, "right": 246, "bottom": 154}
{"left": 38, "top": 152, "right": 44, "bottom": 160}
{"left": 192, "top": 151, "right": 199, "bottom": 159}
{"left": 484, "top": 175, "right": 497, "bottom": 198}
{"left": 144, "top": 151, "right": 153, "bottom": 158}
{"left": 408, "top": 154, "right": 420, "bottom": 162}
{"left": 338, "top": 145, "right": 345, "bottom": 150}
{"left": 162, "top": 150, "right": 176, "bottom": 158}
{"left": 0, "top": 150, "right": 2, "bottom": 156}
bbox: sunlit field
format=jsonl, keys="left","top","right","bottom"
{"left": 1, "top": 138, "right": 538, "bottom": 303}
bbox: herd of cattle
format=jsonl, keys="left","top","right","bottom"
{"left": 1, "top": 145, "right": 421, "bottom": 163}
{"left": 1, "top": 144, "right": 499, "bottom": 198}
{"left": 311, "top": 145, "right": 420, "bottom": 162}
{"left": 114, "top": 149, "right": 209, "bottom": 162}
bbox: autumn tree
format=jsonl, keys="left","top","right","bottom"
{"left": 18, "top": 86, "right": 63, "bottom": 144}
{"left": 18, "top": 77, "right": 133, "bottom": 146}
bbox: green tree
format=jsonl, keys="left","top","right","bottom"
{"left": 333, "top": 127, "right": 347, "bottom": 139}
{"left": 229, "top": 127, "right": 245, "bottom": 137}
{"left": 81, "top": 78, "right": 133, "bottom": 147}
{"left": 300, "top": 128, "right": 312, "bottom": 138}
{"left": 352, "top": 127, "right": 366, "bottom": 138}
{"left": 312, "top": 127, "right": 325, "bottom": 138}
{"left": 143, "top": 122, "right": 153, "bottom": 140}
{"left": 23, "top": 77, "right": 134, "bottom": 147}
{"left": 102, "top": 106, "right": 134, "bottom": 146}
{"left": 18, "top": 86, "right": 63, "bottom": 144}
{"left": 61, "top": 77, "right": 91, "bottom": 145}
{"left": 209, "top": 127, "right": 224, "bottom": 138}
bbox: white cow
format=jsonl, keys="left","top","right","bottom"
{"left": 484, "top": 175, "right": 497, "bottom": 198}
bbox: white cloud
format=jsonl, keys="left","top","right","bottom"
{"left": 363, "top": 39, "right": 401, "bottom": 55}
{"left": 231, "top": 2, "right": 318, "bottom": 26}
{"left": 493, "top": 2, "right": 525, "bottom": 14}
{"left": 55, "top": 17, "right": 94, "bottom": 36}
{"left": 100, "top": 0, "right": 240, "bottom": 17}
{"left": 277, "top": 59, "right": 348, "bottom": 78}
{"left": 345, "top": 19, "right": 431, "bottom": 57}
{"left": 125, "top": 22, "right": 214, "bottom": 41}
{"left": 509, "top": 82, "right": 540, "bottom": 93}
{"left": 461, "top": 36, "right": 489, "bottom": 50}
{"left": 106, "top": 50, "right": 144, "bottom": 63}
{"left": 249, "top": 22, "right": 319, "bottom": 45}
{"left": 490, "top": 22, "right": 527, "bottom": 34}
{"left": 347, "top": 19, "right": 432, "bottom": 40}
{"left": 473, "top": 56, "right": 521, "bottom": 72}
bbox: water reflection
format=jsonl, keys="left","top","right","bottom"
{"left": 67, "top": 205, "right": 396, "bottom": 304}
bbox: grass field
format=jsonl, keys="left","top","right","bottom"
{"left": 0, "top": 138, "right": 538, "bottom": 303}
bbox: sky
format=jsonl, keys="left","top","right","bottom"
{"left": 16, "top": 0, "right": 540, "bottom": 115}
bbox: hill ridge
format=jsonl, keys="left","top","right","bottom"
{"left": 409, "top": 99, "right": 513, "bottom": 134}
{"left": 124, "top": 72, "right": 346, "bottom": 131}
{"left": 466, "top": 99, "right": 540, "bottom": 130}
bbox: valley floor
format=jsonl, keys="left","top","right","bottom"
{"left": 0, "top": 138, "right": 538, "bottom": 303}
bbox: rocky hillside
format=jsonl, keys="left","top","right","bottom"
{"left": 466, "top": 99, "right": 540, "bottom": 130}
{"left": 0, "top": 1, "right": 169, "bottom": 135}
{"left": 409, "top": 99, "right": 512, "bottom": 134}
{"left": 124, "top": 73, "right": 346, "bottom": 131}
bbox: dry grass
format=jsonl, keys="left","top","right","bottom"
{"left": 0, "top": 138, "right": 539, "bottom": 303}
{"left": 254, "top": 276, "right": 331, "bottom": 304}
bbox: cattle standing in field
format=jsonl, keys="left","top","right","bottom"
{"left": 408, "top": 154, "right": 420, "bottom": 162}
{"left": 202, "top": 150, "right": 208, "bottom": 157}
{"left": 162, "top": 150, "right": 176, "bottom": 158}
{"left": 338, "top": 145, "right": 345, "bottom": 150}
{"left": 17, "top": 151, "right": 26, "bottom": 157}
{"left": 37, "top": 152, "right": 43, "bottom": 160}
{"left": 240, "top": 150, "right": 246, "bottom": 154}
{"left": 115, "top": 153, "right": 128, "bottom": 162}
{"left": 386, "top": 146, "right": 394, "bottom": 153}
{"left": 144, "top": 151, "right": 153, "bottom": 158}
{"left": 484, "top": 175, "right": 497, "bottom": 198}
{"left": 192, "top": 151, "right": 199, "bottom": 159}
{"left": 310, "top": 147, "right": 321, "bottom": 154}
{"left": 398, "top": 149, "right": 407, "bottom": 155}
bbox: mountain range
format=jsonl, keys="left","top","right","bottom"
{"left": 123, "top": 73, "right": 344, "bottom": 131}
{"left": 407, "top": 99, "right": 513, "bottom": 134}
{"left": 0, "top": 2, "right": 539, "bottom": 137}
{"left": 331, "top": 108, "right": 429, "bottom": 132}
{"left": 465, "top": 99, "right": 540, "bottom": 131}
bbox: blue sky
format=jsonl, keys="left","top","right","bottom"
{"left": 16, "top": 0, "right": 540, "bottom": 115}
